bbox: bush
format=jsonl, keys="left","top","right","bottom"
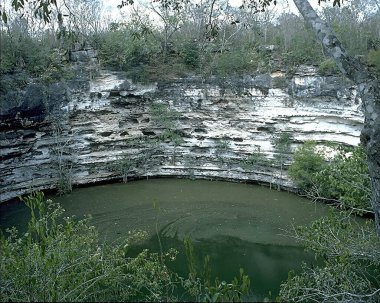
{"left": 95, "top": 29, "right": 160, "bottom": 71}
{"left": 0, "top": 192, "right": 176, "bottom": 301}
{"left": 367, "top": 49, "right": 380, "bottom": 78}
{"left": 40, "top": 50, "right": 74, "bottom": 84}
{"left": 288, "top": 141, "right": 327, "bottom": 189}
{"left": 280, "top": 211, "right": 380, "bottom": 303}
{"left": 180, "top": 40, "right": 200, "bottom": 68}
{"left": 0, "top": 192, "right": 251, "bottom": 302}
{"left": 289, "top": 142, "right": 372, "bottom": 214}
{"left": 315, "top": 145, "right": 371, "bottom": 213}
{"left": 319, "top": 58, "right": 339, "bottom": 76}
{"left": 209, "top": 49, "right": 261, "bottom": 77}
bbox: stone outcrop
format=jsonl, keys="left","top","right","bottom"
{"left": 0, "top": 63, "right": 363, "bottom": 202}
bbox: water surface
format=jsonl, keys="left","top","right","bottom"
{"left": 0, "top": 179, "right": 329, "bottom": 301}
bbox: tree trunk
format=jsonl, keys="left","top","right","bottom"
{"left": 292, "top": 0, "right": 380, "bottom": 235}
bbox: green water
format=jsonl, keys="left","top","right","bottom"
{"left": 0, "top": 179, "right": 329, "bottom": 301}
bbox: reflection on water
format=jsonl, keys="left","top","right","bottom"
{"left": 128, "top": 234, "right": 319, "bottom": 301}
{"left": 0, "top": 178, "right": 328, "bottom": 301}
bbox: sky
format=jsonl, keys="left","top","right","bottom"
{"left": 100, "top": 0, "right": 303, "bottom": 21}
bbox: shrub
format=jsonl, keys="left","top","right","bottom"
{"left": 0, "top": 192, "right": 251, "bottom": 302}
{"left": 314, "top": 145, "right": 372, "bottom": 214}
{"left": 289, "top": 142, "right": 372, "bottom": 214}
{"left": 0, "top": 192, "right": 176, "bottom": 302}
{"left": 180, "top": 40, "right": 200, "bottom": 68}
{"left": 367, "top": 49, "right": 380, "bottom": 78}
{"left": 209, "top": 49, "right": 260, "bottom": 77}
{"left": 280, "top": 211, "right": 380, "bottom": 303}
{"left": 95, "top": 29, "right": 160, "bottom": 71}
{"left": 288, "top": 141, "right": 326, "bottom": 190}
{"left": 318, "top": 58, "right": 339, "bottom": 76}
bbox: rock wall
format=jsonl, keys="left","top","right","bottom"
{"left": 0, "top": 62, "right": 364, "bottom": 202}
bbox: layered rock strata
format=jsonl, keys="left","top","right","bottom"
{"left": 0, "top": 64, "right": 363, "bottom": 202}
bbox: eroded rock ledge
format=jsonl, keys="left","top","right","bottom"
{"left": 0, "top": 65, "right": 363, "bottom": 202}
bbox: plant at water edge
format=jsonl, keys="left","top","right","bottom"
{"left": 279, "top": 211, "right": 380, "bottom": 302}
{"left": 181, "top": 237, "right": 251, "bottom": 302}
{"left": 0, "top": 192, "right": 178, "bottom": 301}
{"left": 288, "top": 141, "right": 326, "bottom": 190}
{"left": 289, "top": 141, "right": 372, "bottom": 214}
{"left": 0, "top": 192, "right": 253, "bottom": 302}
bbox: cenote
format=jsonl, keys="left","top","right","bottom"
{"left": 0, "top": 179, "right": 329, "bottom": 301}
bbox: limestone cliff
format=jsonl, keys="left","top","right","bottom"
{"left": 0, "top": 58, "right": 363, "bottom": 202}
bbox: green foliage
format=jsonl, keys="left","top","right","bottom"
{"left": 95, "top": 28, "right": 160, "bottom": 71}
{"left": 0, "top": 192, "right": 175, "bottom": 301}
{"left": 215, "top": 138, "right": 230, "bottom": 152}
{"left": 243, "top": 146, "right": 270, "bottom": 171}
{"left": 0, "top": 25, "right": 71, "bottom": 85}
{"left": 0, "top": 192, "right": 252, "bottom": 302}
{"left": 109, "top": 154, "right": 139, "bottom": 183}
{"left": 209, "top": 49, "right": 261, "bottom": 77}
{"left": 273, "top": 16, "right": 325, "bottom": 68}
{"left": 2, "top": 0, "right": 379, "bottom": 84}
{"left": 280, "top": 211, "right": 380, "bottom": 302}
{"left": 289, "top": 142, "right": 372, "bottom": 214}
{"left": 272, "top": 133, "right": 292, "bottom": 164}
{"left": 150, "top": 103, "right": 183, "bottom": 145}
{"left": 214, "top": 138, "right": 232, "bottom": 166}
{"left": 40, "top": 50, "right": 73, "bottom": 84}
{"left": 0, "top": 29, "right": 53, "bottom": 75}
{"left": 282, "top": 46, "right": 324, "bottom": 67}
{"left": 180, "top": 40, "right": 200, "bottom": 68}
{"left": 367, "top": 49, "right": 380, "bottom": 78}
{"left": 182, "top": 238, "right": 251, "bottom": 302}
{"left": 288, "top": 141, "right": 327, "bottom": 189}
{"left": 1, "top": 0, "right": 57, "bottom": 24}
{"left": 319, "top": 58, "right": 339, "bottom": 76}
{"left": 315, "top": 145, "right": 371, "bottom": 214}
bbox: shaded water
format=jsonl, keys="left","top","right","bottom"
{"left": 0, "top": 179, "right": 329, "bottom": 301}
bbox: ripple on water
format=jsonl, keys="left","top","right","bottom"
{"left": 0, "top": 178, "right": 329, "bottom": 302}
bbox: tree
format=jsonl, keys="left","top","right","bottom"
{"left": 290, "top": 0, "right": 380, "bottom": 235}
{"left": 279, "top": 210, "right": 380, "bottom": 302}
{"left": 118, "top": 0, "right": 189, "bottom": 59}
{"left": 289, "top": 142, "right": 373, "bottom": 214}
{"left": 272, "top": 132, "right": 293, "bottom": 191}
{"left": 0, "top": 0, "right": 57, "bottom": 24}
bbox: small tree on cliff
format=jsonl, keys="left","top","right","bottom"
{"left": 272, "top": 132, "right": 293, "bottom": 191}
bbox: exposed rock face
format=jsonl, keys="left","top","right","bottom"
{"left": 0, "top": 65, "right": 363, "bottom": 202}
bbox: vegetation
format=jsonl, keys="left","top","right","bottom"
{"left": 288, "top": 141, "right": 327, "bottom": 190}
{"left": 0, "top": 192, "right": 251, "bottom": 302}
{"left": 271, "top": 133, "right": 293, "bottom": 190}
{"left": 243, "top": 146, "right": 270, "bottom": 171}
{"left": 318, "top": 58, "right": 339, "bottom": 76}
{"left": 150, "top": 103, "right": 184, "bottom": 164}
{"left": 1, "top": 1, "right": 380, "bottom": 302}
{"left": 109, "top": 154, "right": 139, "bottom": 183}
{"left": 1, "top": 0, "right": 379, "bottom": 84}
{"left": 289, "top": 141, "right": 372, "bottom": 215}
{"left": 367, "top": 49, "right": 380, "bottom": 78}
{"left": 50, "top": 122, "right": 75, "bottom": 194}
{"left": 280, "top": 210, "right": 380, "bottom": 302}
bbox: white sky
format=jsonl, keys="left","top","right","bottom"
{"left": 100, "top": 0, "right": 303, "bottom": 21}
{"left": 100, "top": 0, "right": 371, "bottom": 25}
